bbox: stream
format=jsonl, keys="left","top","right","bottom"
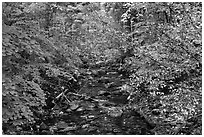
{"left": 37, "top": 62, "right": 156, "bottom": 135}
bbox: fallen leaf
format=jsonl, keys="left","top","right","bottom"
{"left": 56, "top": 121, "right": 68, "bottom": 129}
{"left": 58, "top": 125, "right": 77, "bottom": 132}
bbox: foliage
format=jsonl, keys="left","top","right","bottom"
{"left": 2, "top": 2, "right": 81, "bottom": 134}
{"left": 2, "top": 74, "right": 45, "bottom": 125}
{"left": 120, "top": 2, "right": 202, "bottom": 134}
{"left": 2, "top": 2, "right": 202, "bottom": 135}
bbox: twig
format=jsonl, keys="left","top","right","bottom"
{"left": 62, "top": 93, "right": 71, "bottom": 103}
{"left": 55, "top": 89, "right": 71, "bottom": 103}
{"left": 56, "top": 92, "right": 63, "bottom": 100}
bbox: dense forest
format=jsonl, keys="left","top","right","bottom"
{"left": 2, "top": 2, "right": 202, "bottom": 135}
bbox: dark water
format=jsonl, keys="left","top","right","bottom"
{"left": 37, "top": 63, "right": 155, "bottom": 135}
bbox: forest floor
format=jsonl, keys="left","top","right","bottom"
{"left": 35, "top": 61, "right": 156, "bottom": 135}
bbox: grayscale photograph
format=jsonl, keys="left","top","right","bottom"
{"left": 2, "top": 2, "right": 202, "bottom": 135}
